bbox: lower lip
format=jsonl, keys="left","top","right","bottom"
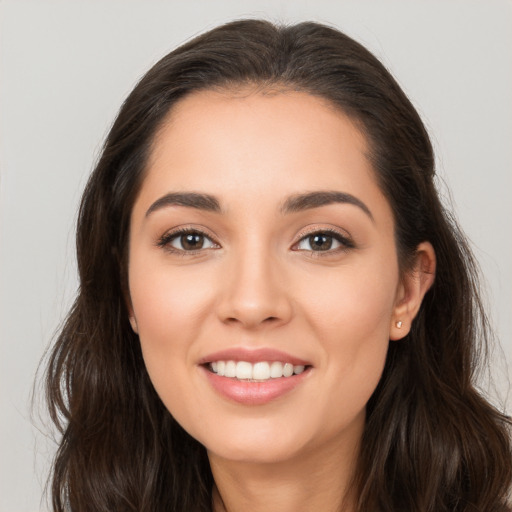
{"left": 201, "top": 366, "right": 311, "bottom": 405}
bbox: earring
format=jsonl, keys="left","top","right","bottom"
{"left": 396, "top": 321, "right": 403, "bottom": 329}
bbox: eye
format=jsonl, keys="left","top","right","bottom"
{"left": 158, "top": 229, "right": 218, "bottom": 253}
{"left": 294, "top": 230, "right": 354, "bottom": 253}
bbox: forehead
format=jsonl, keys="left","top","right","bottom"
{"left": 150, "top": 87, "right": 370, "bottom": 168}
{"left": 136, "top": 88, "right": 390, "bottom": 222}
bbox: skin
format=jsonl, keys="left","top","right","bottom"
{"left": 128, "top": 89, "right": 435, "bottom": 512}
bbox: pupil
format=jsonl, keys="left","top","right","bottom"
{"left": 182, "top": 233, "right": 203, "bottom": 250}
{"left": 310, "top": 233, "right": 332, "bottom": 251}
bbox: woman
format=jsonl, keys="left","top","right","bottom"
{"left": 45, "top": 19, "right": 511, "bottom": 511}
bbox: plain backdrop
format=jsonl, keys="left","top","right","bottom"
{"left": 1, "top": 1, "right": 511, "bottom": 510}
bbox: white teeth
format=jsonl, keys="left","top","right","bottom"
{"left": 209, "top": 360, "right": 308, "bottom": 380}
{"left": 283, "top": 363, "right": 294, "bottom": 377}
{"left": 252, "top": 361, "right": 271, "bottom": 380}
{"left": 225, "top": 360, "right": 236, "bottom": 378}
{"left": 236, "top": 361, "right": 253, "bottom": 379}
{"left": 270, "top": 361, "right": 283, "bottom": 378}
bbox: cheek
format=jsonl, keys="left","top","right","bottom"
{"left": 128, "top": 255, "right": 216, "bottom": 393}
{"left": 299, "top": 259, "right": 397, "bottom": 412}
{"left": 304, "top": 259, "right": 398, "bottom": 343}
{"left": 130, "top": 257, "right": 212, "bottom": 338}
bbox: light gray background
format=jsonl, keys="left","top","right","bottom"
{"left": 1, "top": 1, "right": 511, "bottom": 510}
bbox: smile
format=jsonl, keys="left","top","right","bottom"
{"left": 199, "top": 348, "right": 312, "bottom": 404}
{"left": 209, "top": 360, "right": 306, "bottom": 381}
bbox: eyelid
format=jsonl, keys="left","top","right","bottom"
{"left": 292, "top": 226, "right": 355, "bottom": 254}
{"left": 156, "top": 224, "right": 355, "bottom": 256}
{"left": 156, "top": 225, "right": 221, "bottom": 254}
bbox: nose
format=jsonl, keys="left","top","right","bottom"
{"left": 216, "top": 248, "right": 293, "bottom": 330}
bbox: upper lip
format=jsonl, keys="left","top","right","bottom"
{"left": 198, "top": 347, "right": 311, "bottom": 367}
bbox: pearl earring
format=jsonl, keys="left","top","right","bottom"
{"left": 396, "top": 321, "right": 403, "bottom": 328}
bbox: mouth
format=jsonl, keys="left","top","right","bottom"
{"left": 199, "top": 348, "right": 313, "bottom": 405}
{"left": 205, "top": 360, "right": 309, "bottom": 381}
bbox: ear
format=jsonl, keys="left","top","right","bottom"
{"left": 126, "top": 297, "right": 139, "bottom": 334}
{"left": 121, "top": 273, "right": 139, "bottom": 334}
{"left": 126, "top": 310, "right": 139, "bottom": 334}
{"left": 123, "top": 280, "right": 139, "bottom": 334}
{"left": 390, "top": 242, "right": 436, "bottom": 340}
{"left": 129, "top": 310, "right": 139, "bottom": 334}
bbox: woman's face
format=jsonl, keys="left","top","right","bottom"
{"left": 128, "top": 89, "right": 406, "bottom": 464}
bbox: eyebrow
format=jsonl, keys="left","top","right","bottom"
{"left": 145, "top": 192, "right": 222, "bottom": 217}
{"left": 145, "top": 190, "right": 373, "bottom": 221}
{"left": 280, "top": 191, "right": 374, "bottom": 221}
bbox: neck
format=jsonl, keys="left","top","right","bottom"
{"left": 209, "top": 433, "right": 360, "bottom": 512}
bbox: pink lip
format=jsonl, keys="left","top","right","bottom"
{"left": 198, "top": 347, "right": 311, "bottom": 366}
{"left": 200, "top": 365, "right": 311, "bottom": 405}
{"left": 198, "top": 348, "right": 313, "bottom": 405}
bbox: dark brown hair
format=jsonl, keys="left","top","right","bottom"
{"left": 45, "top": 19, "right": 511, "bottom": 511}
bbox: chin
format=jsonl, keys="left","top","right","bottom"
{"left": 195, "top": 420, "right": 309, "bottom": 465}
{"left": 207, "top": 422, "right": 353, "bottom": 470}
{"left": 206, "top": 439, "right": 303, "bottom": 465}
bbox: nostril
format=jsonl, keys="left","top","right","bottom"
{"left": 223, "top": 315, "right": 281, "bottom": 327}
{"left": 217, "top": 291, "right": 294, "bottom": 328}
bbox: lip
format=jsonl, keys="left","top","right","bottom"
{"left": 198, "top": 347, "right": 313, "bottom": 405}
{"left": 198, "top": 347, "right": 312, "bottom": 405}
{"left": 198, "top": 347, "right": 311, "bottom": 366}
{"left": 200, "top": 365, "right": 311, "bottom": 405}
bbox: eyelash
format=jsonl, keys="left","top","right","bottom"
{"left": 156, "top": 227, "right": 355, "bottom": 257}
{"left": 156, "top": 227, "right": 219, "bottom": 256}
{"left": 293, "top": 228, "right": 355, "bottom": 257}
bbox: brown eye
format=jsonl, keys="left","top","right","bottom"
{"left": 308, "top": 233, "right": 333, "bottom": 251}
{"left": 179, "top": 233, "right": 205, "bottom": 250}
{"left": 158, "top": 230, "right": 217, "bottom": 252}
{"left": 295, "top": 230, "right": 354, "bottom": 253}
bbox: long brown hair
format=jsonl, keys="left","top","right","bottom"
{"left": 44, "top": 19, "right": 511, "bottom": 511}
